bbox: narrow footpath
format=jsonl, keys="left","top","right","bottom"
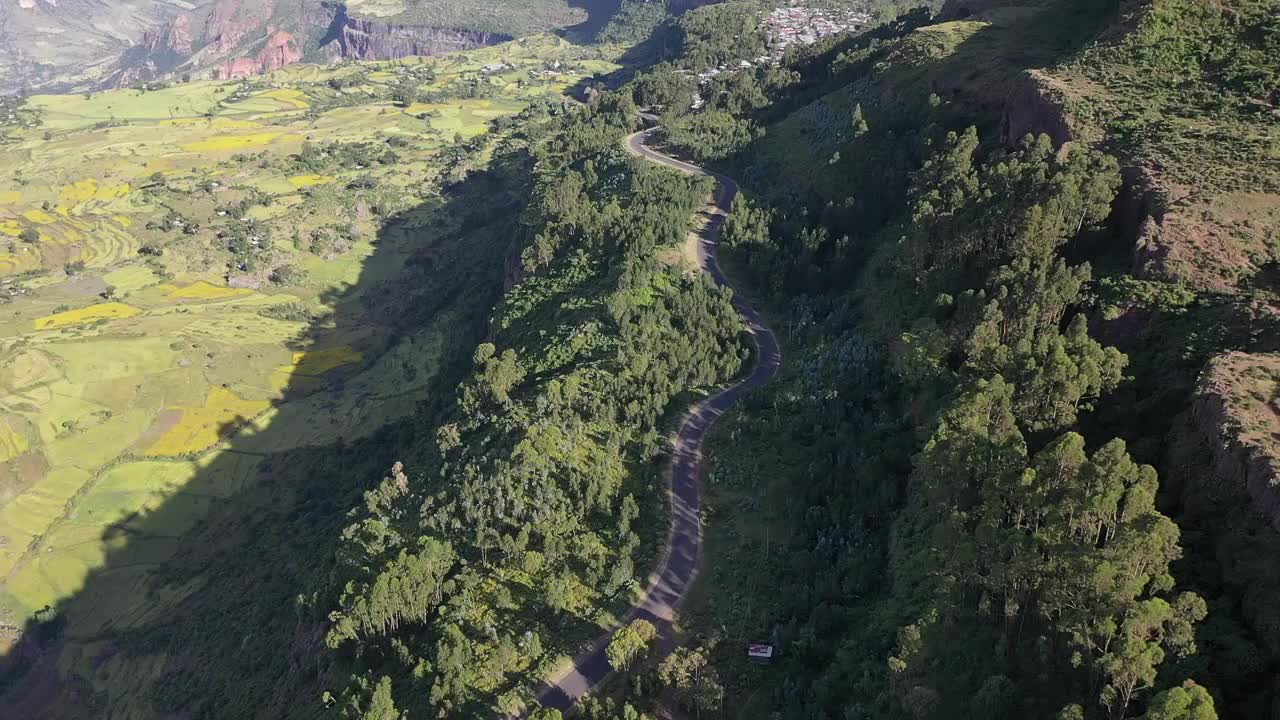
{"left": 531, "top": 127, "right": 782, "bottom": 714}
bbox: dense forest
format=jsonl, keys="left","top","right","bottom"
{"left": 323, "top": 92, "right": 751, "bottom": 716}
{"left": 623, "top": 0, "right": 1276, "bottom": 719}
{"left": 2, "top": 0, "right": 1270, "bottom": 718}
{"left": 315, "top": 0, "right": 1280, "bottom": 717}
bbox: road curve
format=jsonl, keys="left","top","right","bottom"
{"left": 531, "top": 128, "right": 782, "bottom": 714}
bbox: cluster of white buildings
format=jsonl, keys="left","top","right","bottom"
{"left": 762, "top": 3, "right": 871, "bottom": 58}
{"left": 688, "top": 3, "right": 870, "bottom": 108}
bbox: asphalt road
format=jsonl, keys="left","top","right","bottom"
{"left": 529, "top": 128, "right": 782, "bottom": 714}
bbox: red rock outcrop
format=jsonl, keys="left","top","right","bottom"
{"left": 204, "top": 0, "right": 274, "bottom": 54}
{"left": 105, "top": 0, "right": 524, "bottom": 87}
{"left": 215, "top": 30, "right": 302, "bottom": 79}
{"left": 258, "top": 30, "right": 303, "bottom": 71}
{"left": 141, "top": 13, "right": 195, "bottom": 56}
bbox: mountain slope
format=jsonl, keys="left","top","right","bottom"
{"left": 2, "top": 0, "right": 1275, "bottom": 718}
{"left": 0, "top": 0, "right": 611, "bottom": 94}
{"left": 0, "top": 0, "right": 187, "bottom": 93}
{"left": 600, "top": 0, "right": 1277, "bottom": 718}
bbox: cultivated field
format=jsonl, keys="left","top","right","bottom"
{"left": 0, "top": 34, "right": 620, "bottom": 662}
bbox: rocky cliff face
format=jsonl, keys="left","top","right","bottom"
{"left": 995, "top": 61, "right": 1271, "bottom": 298}
{"left": 109, "top": 0, "right": 280, "bottom": 86}
{"left": 214, "top": 30, "right": 303, "bottom": 79}
{"left": 334, "top": 11, "right": 508, "bottom": 61}
{"left": 0, "top": 0, "right": 185, "bottom": 94}
{"left": 1002, "top": 69, "right": 1076, "bottom": 149}
{"left": 112, "top": 11, "right": 197, "bottom": 87}
{"left": 203, "top": 0, "right": 274, "bottom": 54}
{"left": 1130, "top": 182, "right": 1280, "bottom": 294}
{"left": 7, "top": 0, "right": 599, "bottom": 92}
{"left": 142, "top": 13, "right": 195, "bottom": 56}
{"left": 1169, "top": 352, "right": 1280, "bottom": 526}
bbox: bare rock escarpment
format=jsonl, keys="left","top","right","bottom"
{"left": 1169, "top": 353, "right": 1280, "bottom": 527}
{"left": 142, "top": 13, "right": 196, "bottom": 57}
{"left": 214, "top": 30, "right": 304, "bottom": 79}
{"left": 203, "top": 0, "right": 276, "bottom": 54}
{"left": 333, "top": 11, "right": 508, "bottom": 61}
{"left": 1002, "top": 69, "right": 1076, "bottom": 149}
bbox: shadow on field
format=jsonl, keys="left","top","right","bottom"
{"left": 0, "top": 146, "right": 529, "bottom": 718}
{"left": 563, "top": 0, "right": 625, "bottom": 40}
{"left": 561, "top": 0, "right": 682, "bottom": 92}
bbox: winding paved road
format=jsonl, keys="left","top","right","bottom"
{"left": 530, "top": 128, "right": 782, "bottom": 714}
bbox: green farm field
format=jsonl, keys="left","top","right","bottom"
{"left": 0, "top": 34, "right": 620, "bottom": 711}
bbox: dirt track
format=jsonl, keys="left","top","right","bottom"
{"left": 531, "top": 127, "right": 782, "bottom": 714}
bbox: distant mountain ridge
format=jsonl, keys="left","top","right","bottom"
{"left": 0, "top": 0, "right": 618, "bottom": 94}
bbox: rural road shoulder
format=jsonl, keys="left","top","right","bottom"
{"left": 529, "top": 127, "right": 782, "bottom": 715}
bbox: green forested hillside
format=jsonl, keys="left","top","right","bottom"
{"left": 630, "top": 0, "right": 1279, "bottom": 719}
{"left": 1, "top": 0, "right": 1276, "bottom": 718}
{"left": 323, "top": 92, "right": 751, "bottom": 716}
{"left": 308, "top": 0, "right": 1265, "bottom": 716}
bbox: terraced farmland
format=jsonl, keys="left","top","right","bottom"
{"left": 0, "top": 34, "right": 621, "bottom": 713}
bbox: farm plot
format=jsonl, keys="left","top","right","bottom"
{"left": 0, "top": 32, "right": 624, "bottom": 667}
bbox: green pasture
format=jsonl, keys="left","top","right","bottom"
{"left": 27, "top": 83, "right": 228, "bottom": 132}
{"left": 101, "top": 265, "right": 160, "bottom": 294}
